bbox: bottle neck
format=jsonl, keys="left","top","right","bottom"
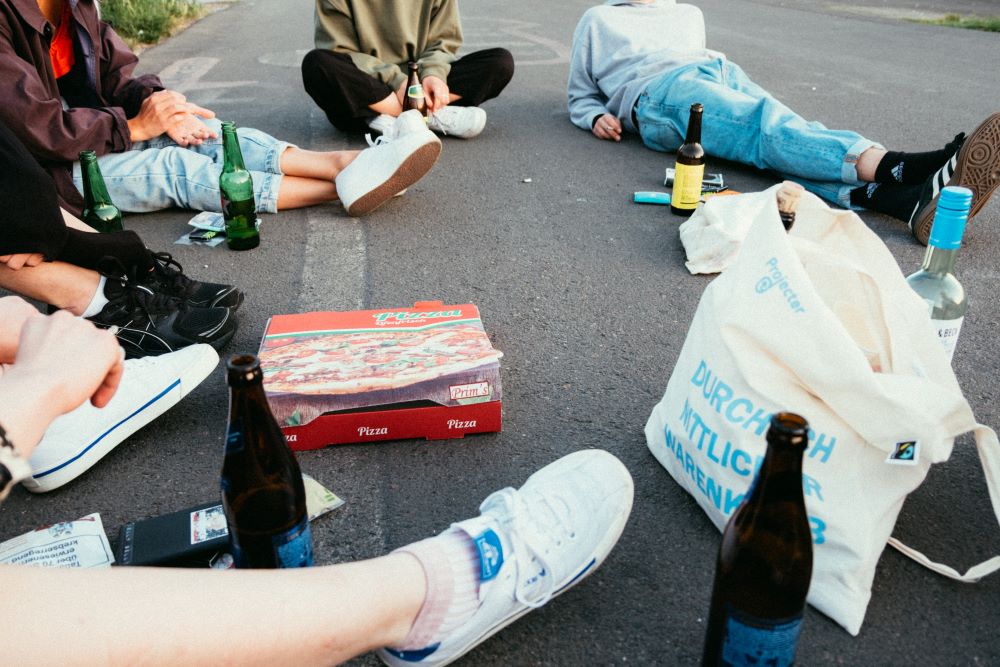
{"left": 921, "top": 244, "right": 958, "bottom": 276}
{"left": 684, "top": 110, "right": 703, "bottom": 145}
{"left": 222, "top": 127, "right": 247, "bottom": 171}
{"left": 746, "top": 436, "right": 805, "bottom": 505}
{"left": 80, "top": 158, "right": 114, "bottom": 206}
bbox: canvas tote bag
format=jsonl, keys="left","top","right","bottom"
{"left": 644, "top": 185, "right": 1000, "bottom": 635}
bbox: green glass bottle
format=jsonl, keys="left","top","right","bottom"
{"left": 905, "top": 186, "right": 972, "bottom": 362}
{"left": 219, "top": 122, "right": 260, "bottom": 251}
{"left": 79, "top": 150, "right": 124, "bottom": 233}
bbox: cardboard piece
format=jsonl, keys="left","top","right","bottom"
{"left": 259, "top": 301, "right": 502, "bottom": 450}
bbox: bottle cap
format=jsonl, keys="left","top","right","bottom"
{"left": 928, "top": 186, "right": 973, "bottom": 250}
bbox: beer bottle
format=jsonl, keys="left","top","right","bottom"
{"left": 221, "top": 354, "right": 313, "bottom": 568}
{"left": 702, "top": 412, "right": 813, "bottom": 667}
{"left": 79, "top": 150, "right": 124, "bottom": 233}
{"left": 402, "top": 62, "right": 427, "bottom": 116}
{"left": 670, "top": 102, "right": 706, "bottom": 217}
{"left": 776, "top": 180, "right": 804, "bottom": 232}
{"left": 219, "top": 121, "right": 260, "bottom": 251}
{"left": 905, "top": 186, "right": 972, "bottom": 362}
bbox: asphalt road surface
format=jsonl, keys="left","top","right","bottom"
{"left": 2, "top": 0, "right": 998, "bottom": 665}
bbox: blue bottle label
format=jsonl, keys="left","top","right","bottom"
{"left": 275, "top": 519, "right": 313, "bottom": 568}
{"left": 720, "top": 606, "right": 803, "bottom": 667}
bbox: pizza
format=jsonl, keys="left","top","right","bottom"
{"left": 260, "top": 321, "right": 502, "bottom": 396}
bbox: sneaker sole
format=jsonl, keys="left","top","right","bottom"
{"left": 345, "top": 139, "right": 442, "bottom": 217}
{"left": 380, "top": 450, "right": 634, "bottom": 667}
{"left": 913, "top": 112, "right": 1000, "bottom": 244}
{"left": 21, "top": 346, "right": 219, "bottom": 493}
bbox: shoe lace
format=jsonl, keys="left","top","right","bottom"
{"left": 365, "top": 132, "right": 392, "bottom": 148}
{"left": 118, "top": 284, "right": 184, "bottom": 319}
{"left": 479, "top": 487, "right": 575, "bottom": 609}
{"left": 150, "top": 252, "right": 194, "bottom": 294}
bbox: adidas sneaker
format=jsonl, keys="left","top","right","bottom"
{"left": 377, "top": 449, "right": 634, "bottom": 667}
{"left": 910, "top": 112, "right": 1000, "bottom": 244}
{"left": 427, "top": 106, "right": 487, "bottom": 139}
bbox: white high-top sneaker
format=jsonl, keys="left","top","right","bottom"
{"left": 336, "top": 110, "right": 441, "bottom": 217}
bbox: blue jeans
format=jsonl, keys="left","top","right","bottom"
{"left": 635, "top": 59, "right": 882, "bottom": 208}
{"left": 72, "top": 119, "right": 290, "bottom": 213}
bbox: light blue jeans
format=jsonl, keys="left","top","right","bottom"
{"left": 636, "top": 58, "right": 882, "bottom": 208}
{"left": 72, "top": 119, "right": 290, "bottom": 213}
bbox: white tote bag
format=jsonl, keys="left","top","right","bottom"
{"left": 644, "top": 185, "right": 1000, "bottom": 635}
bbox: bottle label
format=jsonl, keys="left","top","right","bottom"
{"left": 671, "top": 162, "right": 705, "bottom": 210}
{"left": 930, "top": 316, "right": 963, "bottom": 362}
{"left": 720, "top": 606, "right": 803, "bottom": 667}
{"left": 275, "top": 518, "right": 313, "bottom": 568}
{"left": 407, "top": 85, "right": 424, "bottom": 98}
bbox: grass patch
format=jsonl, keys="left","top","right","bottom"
{"left": 912, "top": 13, "right": 1000, "bottom": 32}
{"left": 100, "top": 0, "right": 206, "bottom": 46}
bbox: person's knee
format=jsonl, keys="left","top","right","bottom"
{"left": 301, "top": 49, "right": 339, "bottom": 91}
{"left": 485, "top": 48, "right": 515, "bottom": 88}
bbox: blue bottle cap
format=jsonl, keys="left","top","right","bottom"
{"left": 928, "top": 186, "right": 972, "bottom": 250}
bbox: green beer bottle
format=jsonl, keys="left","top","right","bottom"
{"left": 219, "top": 122, "right": 260, "bottom": 251}
{"left": 79, "top": 150, "right": 124, "bottom": 233}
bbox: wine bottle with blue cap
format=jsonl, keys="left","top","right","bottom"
{"left": 905, "top": 186, "right": 973, "bottom": 362}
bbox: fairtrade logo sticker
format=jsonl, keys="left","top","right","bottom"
{"left": 886, "top": 440, "right": 919, "bottom": 466}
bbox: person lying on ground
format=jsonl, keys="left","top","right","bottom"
{"left": 302, "top": 0, "right": 514, "bottom": 139}
{"left": 0, "top": 0, "right": 440, "bottom": 218}
{"left": 0, "top": 297, "right": 217, "bottom": 492}
{"left": 0, "top": 309, "right": 635, "bottom": 665}
{"left": 0, "top": 119, "right": 238, "bottom": 357}
{"left": 568, "top": 0, "right": 1000, "bottom": 244}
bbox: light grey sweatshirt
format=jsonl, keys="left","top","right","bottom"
{"left": 568, "top": 0, "right": 723, "bottom": 133}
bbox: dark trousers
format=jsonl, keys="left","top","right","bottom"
{"left": 301, "top": 48, "right": 515, "bottom": 133}
{"left": 0, "top": 119, "right": 152, "bottom": 274}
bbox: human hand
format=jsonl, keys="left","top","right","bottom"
{"left": 423, "top": 76, "right": 450, "bottom": 114}
{"left": 0, "top": 253, "right": 44, "bottom": 271}
{"left": 11, "top": 311, "right": 123, "bottom": 412}
{"left": 127, "top": 90, "right": 216, "bottom": 144}
{"left": 592, "top": 113, "right": 622, "bottom": 142}
{"left": 0, "top": 297, "right": 41, "bottom": 364}
{"left": 164, "top": 112, "right": 217, "bottom": 147}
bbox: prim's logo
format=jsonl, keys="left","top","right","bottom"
{"left": 886, "top": 440, "right": 919, "bottom": 466}
{"left": 447, "top": 419, "right": 477, "bottom": 429}
{"left": 358, "top": 426, "right": 389, "bottom": 436}
{"left": 755, "top": 257, "right": 806, "bottom": 314}
{"left": 450, "top": 382, "right": 491, "bottom": 400}
{"left": 285, "top": 434, "right": 298, "bottom": 442}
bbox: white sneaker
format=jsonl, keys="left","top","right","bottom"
{"left": 368, "top": 113, "right": 398, "bottom": 137}
{"left": 336, "top": 110, "right": 441, "bottom": 217}
{"left": 377, "top": 449, "right": 634, "bottom": 667}
{"left": 427, "top": 106, "right": 487, "bottom": 139}
{"left": 22, "top": 344, "right": 219, "bottom": 493}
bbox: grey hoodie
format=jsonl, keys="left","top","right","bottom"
{"left": 567, "top": 0, "right": 722, "bottom": 133}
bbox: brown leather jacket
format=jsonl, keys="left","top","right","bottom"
{"left": 0, "top": 0, "right": 162, "bottom": 213}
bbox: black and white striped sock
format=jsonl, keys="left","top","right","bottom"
{"left": 874, "top": 134, "right": 964, "bottom": 185}
{"left": 849, "top": 182, "right": 923, "bottom": 221}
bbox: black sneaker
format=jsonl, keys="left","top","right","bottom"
{"left": 88, "top": 281, "right": 237, "bottom": 358}
{"left": 910, "top": 112, "right": 1000, "bottom": 245}
{"left": 143, "top": 252, "right": 245, "bottom": 311}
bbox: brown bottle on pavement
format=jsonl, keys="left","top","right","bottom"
{"left": 701, "top": 412, "right": 813, "bottom": 667}
{"left": 402, "top": 62, "right": 427, "bottom": 116}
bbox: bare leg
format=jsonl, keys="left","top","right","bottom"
{"left": 276, "top": 175, "right": 341, "bottom": 209}
{"left": 1, "top": 553, "right": 426, "bottom": 666}
{"left": 280, "top": 147, "right": 359, "bottom": 181}
{"left": 61, "top": 208, "right": 97, "bottom": 233}
{"left": 370, "top": 91, "right": 404, "bottom": 117}
{"left": 0, "top": 261, "right": 100, "bottom": 315}
{"left": 856, "top": 146, "right": 888, "bottom": 182}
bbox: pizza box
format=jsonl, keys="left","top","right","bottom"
{"left": 258, "top": 301, "right": 502, "bottom": 450}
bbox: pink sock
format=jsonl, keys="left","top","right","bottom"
{"left": 392, "top": 528, "right": 481, "bottom": 650}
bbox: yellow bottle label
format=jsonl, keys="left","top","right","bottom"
{"left": 407, "top": 85, "right": 423, "bottom": 98}
{"left": 671, "top": 162, "right": 705, "bottom": 211}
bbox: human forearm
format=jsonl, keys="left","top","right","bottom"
{"left": 0, "top": 370, "right": 63, "bottom": 458}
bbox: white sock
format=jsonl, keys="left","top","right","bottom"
{"left": 80, "top": 276, "right": 110, "bottom": 318}
{"left": 391, "top": 528, "right": 482, "bottom": 650}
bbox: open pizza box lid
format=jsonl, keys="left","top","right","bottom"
{"left": 258, "top": 301, "right": 502, "bottom": 449}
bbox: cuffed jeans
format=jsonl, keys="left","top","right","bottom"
{"left": 72, "top": 119, "right": 291, "bottom": 213}
{"left": 635, "top": 58, "right": 882, "bottom": 208}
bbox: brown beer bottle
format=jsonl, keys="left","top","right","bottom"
{"left": 670, "top": 102, "right": 706, "bottom": 217}
{"left": 221, "top": 354, "right": 313, "bottom": 568}
{"left": 702, "top": 412, "right": 813, "bottom": 667}
{"left": 402, "top": 61, "right": 427, "bottom": 116}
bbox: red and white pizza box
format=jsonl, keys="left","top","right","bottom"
{"left": 258, "top": 301, "right": 502, "bottom": 450}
